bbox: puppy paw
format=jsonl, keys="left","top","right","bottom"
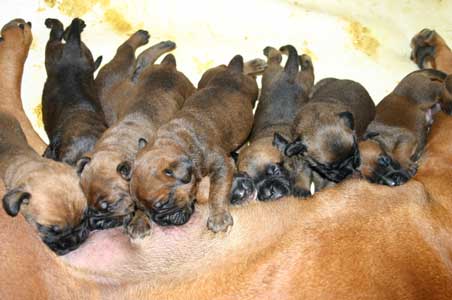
{"left": 157, "top": 40, "right": 176, "bottom": 51}
{"left": 230, "top": 173, "right": 256, "bottom": 205}
{"left": 292, "top": 187, "right": 311, "bottom": 199}
{"left": 407, "top": 163, "right": 418, "bottom": 177}
{"left": 126, "top": 211, "right": 151, "bottom": 239}
{"left": 207, "top": 211, "right": 233, "bottom": 233}
{"left": 131, "top": 29, "right": 150, "bottom": 47}
{"left": 244, "top": 58, "right": 267, "bottom": 76}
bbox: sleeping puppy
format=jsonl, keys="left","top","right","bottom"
{"left": 42, "top": 18, "right": 106, "bottom": 165}
{"left": 359, "top": 69, "right": 445, "bottom": 186}
{"left": 77, "top": 32, "right": 194, "bottom": 231}
{"left": 231, "top": 45, "right": 314, "bottom": 204}
{"left": 277, "top": 78, "right": 375, "bottom": 191}
{"left": 128, "top": 55, "right": 258, "bottom": 238}
{"left": 0, "top": 112, "right": 88, "bottom": 255}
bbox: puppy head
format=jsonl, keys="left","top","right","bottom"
{"left": 285, "top": 110, "right": 360, "bottom": 182}
{"left": 131, "top": 145, "right": 197, "bottom": 226}
{"left": 254, "top": 163, "right": 292, "bottom": 201}
{"left": 77, "top": 151, "right": 134, "bottom": 230}
{"left": 358, "top": 136, "right": 410, "bottom": 186}
{"left": 2, "top": 160, "right": 88, "bottom": 255}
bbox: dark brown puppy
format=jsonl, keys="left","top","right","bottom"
{"left": 277, "top": 77, "right": 375, "bottom": 191}
{"left": 42, "top": 18, "right": 106, "bottom": 165}
{"left": 129, "top": 55, "right": 258, "bottom": 237}
{"left": 359, "top": 69, "right": 446, "bottom": 186}
{"left": 0, "top": 111, "right": 88, "bottom": 255}
{"left": 77, "top": 35, "right": 195, "bottom": 230}
{"left": 232, "top": 45, "right": 314, "bottom": 204}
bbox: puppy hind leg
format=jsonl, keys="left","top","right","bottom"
{"left": 44, "top": 18, "right": 64, "bottom": 42}
{"left": 132, "top": 40, "right": 176, "bottom": 82}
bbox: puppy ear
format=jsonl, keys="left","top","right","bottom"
{"left": 362, "top": 131, "right": 380, "bottom": 140}
{"left": 94, "top": 56, "right": 103, "bottom": 71}
{"left": 272, "top": 132, "right": 289, "bottom": 153}
{"left": 138, "top": 138, "right": 148, "bottom": 150}
{"left": 228, "top": 55, "right": 244, "bottom": 75}
{"left": 2, "top": 189, "right": 31, "bottom": 217}
{"left": 76, "top": 156, "right": 91, "bottom": 175}
{"left": 338, "top": 111, "right": 355, "bottom": 130}
{"left": 161, "top": 54, "right": 176, "bottom": 68}
{"left": 285, "top": 138, "right": 307, "bottom": 157}
{"left": 117, "top": 161, "right": 132, "bottom": 181}
{"left": 43, "top": 144, "right": 57, "bottom": 159}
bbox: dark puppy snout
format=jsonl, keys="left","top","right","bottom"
{"left": 152, "top": 201, "right": 195, "bottom": 226}
{"left": 230, "top": 173, "right": 256, "bottom": 205}
{"left": 42, "top": 221, "right": 90, "bottom": 255}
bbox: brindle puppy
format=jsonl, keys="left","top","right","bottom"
{"left": 278, "top": 78, "right": 375, "bottom": 191}
{"left": 42, "top": 18, "right": 106, "bottom": 165}
{"left": 128, "top": 55, "right": 258, "bottom": 238}
{"left": 359, "top": 69, "right": 445, "bottom": 186}
{"left": 77, "top": 32, "right": 194, "bottom": 230}
{"left": 231, "top": 45, "right": 314, "bottom": 204}
{"left": 0, "top": 112, "right": 88, "bottom": 255}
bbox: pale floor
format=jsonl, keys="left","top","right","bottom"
{"left": 3, "top": 0, "right": 452, "bottom": 142}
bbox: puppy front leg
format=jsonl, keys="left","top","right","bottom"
{"left": 393, "top": 138, "right": 418, "bottom": 177}
{"left": 291, "top": 159, "right": 312, "bottom": 198}
{"left": 127, "top": 209, "right": 152, "bottom": 239}
{"left": 207, "top": 154, "right": 234, "bottom": 233}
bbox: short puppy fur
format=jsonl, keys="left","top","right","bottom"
{"left": 277, "top": 77, "right": 375, "bottom": 191}
{"left": 360, "top": 69, "right": 446, "bottom": 186}
{"left": 42, "top": 18, "right": 106, "bottom": 165}
{"left": 129, "top": 55, "right": 258, "bottom": 237}
{"left": 232, "top": 45, "right": 314, "bottom": 204}
{"left": 77, "top": 31, "right": 194, "bottom": 231}
{"left": 0, "top": 112, "right": 88, "bottom": 255}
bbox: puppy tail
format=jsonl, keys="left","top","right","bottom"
{"left": 279, "top": 45, "right": 299, "bottom": 81}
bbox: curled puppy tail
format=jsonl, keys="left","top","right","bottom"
{"left": 279, "top": 45, "right": 299, "bottom": 81}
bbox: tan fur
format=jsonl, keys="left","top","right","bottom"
{"left": 0, "top": 19, "right": 46, "bottom": 154}
{"left": 411, "top": 29, "right": 452, "bottom": 74}
{"left": 2, "top": 113, "right": 452, "bottom": 299}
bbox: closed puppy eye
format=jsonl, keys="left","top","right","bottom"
{"left": 377, "top": 155, "right": 391, "bottom": 167}
{"left": 98, "top": 200, "right": 109, "bottom": 211}
{"left": 51, "top": 225, "right": 62, "bottom": 233}
{"left": 163, "top": 168, "right": 174, "bottom": 177}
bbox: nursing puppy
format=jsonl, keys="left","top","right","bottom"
{"left": 0, "top": 112, "right": 88, "bottom": 255}
{"left": 78, "top": 34, "right": 194, "bottom": 231}
{"left": 231, "top": 45, "right": 314, "bottom": 204}
{"left": 0, "top": 19, "right": 46, "bottom": 154}
{"left": 359, "top": 69, "right": 445, "bottom": 186}
{"left": 277, "top": 78, "right": 375, "bottom": 191}
{"left": 129, "top": 55, "right": 258, "bottom": 237}
{"left": 42, "top": 18, "right": 106, "bottom": 165}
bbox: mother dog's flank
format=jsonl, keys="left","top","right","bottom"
{"left": 129, "top": 55, "right": 258, "bottom": 237}
{"left": 232, "top": 45, "right": 314, "bottom": 204}
{"left": 359, "top": 69, "right": 448, "bottom": 186}
{"left": 278, "top": 77, "right": 376, "bottom": 191}
{"left": 42, "top": 18, "right": 106, "bottom": 165}
{"left": 0, "top": 112, "right": 88, "bottom": 255}
{"left": 77, "top": 31, "right": 195, "bottom": 231}
{"left": 0, "top": 19, "right": 46, "bottom": 154}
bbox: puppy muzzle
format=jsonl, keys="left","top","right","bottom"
{"left": 230, "top": 172, "right": 256, "bottom": 205}
{"left": 373, "top": 168, "right": 411, "bottom": 187}
{"left": 309, "top": 143, "right": 360, "bottom": 183}
{"left": 39, "top": 220, "right": 90, "bottom": 255}
{"left": 151, "top": 200, "right": 195, "bottom": 226}
{"left": 87, "top": 208, "right": 133, "bottom": 230}
{"left": 256, "top": 176, "right": 291, "bottom": 201}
